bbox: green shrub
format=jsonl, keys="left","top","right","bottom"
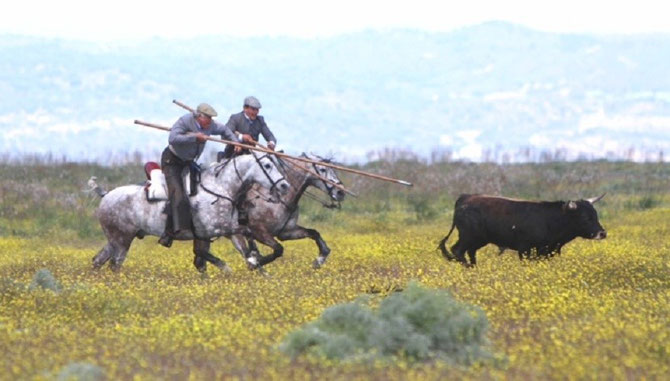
{"left": 56, "top": 362, "right": 106, "bottom": 381}
{"left": 280, "top": 282, "right": 494, "bottom": 365}
{"left": 624, "top": 195, "right": 661, "bottom": 210}
{"left": 406, "top": 194, "right": 438, "bottom": 222}
{"left": 28, "top": 268, "right": 62, "bottom": 292}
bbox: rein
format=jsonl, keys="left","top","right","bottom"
{"left": 200, "top": 182, "right": 235, "bottom": 204}
{"left": 305, "top": 154, "right": 342, "bottom": 209}
{"left": 204, "top": 152, "right": 286, "bottom": 205}
{"left": 251, "top": 151, "right": 286, "bottom": 194}
{"left": 303, "top": 189, "right": 341, "bottom": 209}
{"left": 310, "top": 161, "right": 340, "bottom": 197}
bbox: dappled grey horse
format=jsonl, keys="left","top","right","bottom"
{"left": 90, "top": 152, "right": 290, "bottom": 272}
{"left": 194, "top": 154, "right": 346, "bottom": 271}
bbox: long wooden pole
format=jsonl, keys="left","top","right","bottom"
{"left": 172, "top": 100, "right": 356, "bottom": 195}
{"left": 168, "top": 100, "right": 413, "bottom": 187}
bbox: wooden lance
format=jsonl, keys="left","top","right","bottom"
{"left": 171, "top": 100, "right": 356, "bottom": 195}
{"left": 134, "top": 119, "right": 356, "bottom": 197}
{"left": 168, "top": 100, "right": 413, "bottom": 187}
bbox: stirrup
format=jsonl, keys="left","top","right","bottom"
{"left": 158, "top": 233, "right": 174, "bottom": 248}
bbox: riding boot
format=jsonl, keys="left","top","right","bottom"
{"left": 158, "top": 203, "right": 174, "bottom": 248}
{"left": 158, "top": 233, "right": 174, "bottom": 248}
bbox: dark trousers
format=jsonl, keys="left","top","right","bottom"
{"left": 161, "top": 147, "right": 192, "bottom": 234}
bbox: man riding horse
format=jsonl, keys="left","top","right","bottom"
{"left": 218, "top": 96, "right": 277, "bottom": 161}
{"left": 218, "top": 96, "right": 279, "bottom": 225}
{"left": 159, "top": 102, "right": 254, "bottom": 247}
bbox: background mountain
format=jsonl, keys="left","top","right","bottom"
{"left": 1, "top": 21, "right": 669, "bottom": 163}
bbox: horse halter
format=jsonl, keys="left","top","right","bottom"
{"left": 248, "top": 151, "right": 286, "bottom": 194}
{"left": 304, "top": 156, "right": 342, "bottom": 209}
{"left": 309, "top": 159, "right": 342, "bottom": 199}
{"left": 202, "top": 152, "right": 285, "bottom": 204}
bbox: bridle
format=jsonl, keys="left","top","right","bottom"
{"left": 201, "top": 152, "right": 285, "bottom": 204}
{"left": 303, "top": 154, "right": 343, "bottom": 209}
{"left": 248, "top": 150, "right": 286, "bottom": 195}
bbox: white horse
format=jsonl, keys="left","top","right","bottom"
{"left": 90, "top": 152, "right": 290, "bottom": 272}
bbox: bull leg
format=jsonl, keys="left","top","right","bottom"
{"left": 277, "top": 226, "right": 330, "bottom": 269}
{"left": 450, "top": 241, "right": 469, "bottom": 265}
{"left": 193, "top": 239, "right": 231, "bottom": 273}
{"left": 518, "top": 246, "right": 532, "bottom": 260}
{"left": 467, "top": 249, "right": 477, "bottom": 266}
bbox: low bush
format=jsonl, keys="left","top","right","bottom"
{"left": 56, "top": 362, "right": 106, "bottom": 381}
{"left": 280, "top": 282, "right": 494, "bottom": 365}
{"left": 28, "top": 268, "right": 62, "bottom": 292}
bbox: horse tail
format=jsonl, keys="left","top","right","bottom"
{"left": 437, "top": 220, "right": 457, "bottom": 261}
{"left": 87, "top": 176, "right": 107, "bottom": 198}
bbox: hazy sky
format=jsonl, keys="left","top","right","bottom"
{"left": 2, "top": 0, "right": 669, "bottom": 40}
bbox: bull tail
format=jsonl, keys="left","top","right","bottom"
{"left": 437, "top": 221, "right": 457, "bottom": 261}
{"left": 87, "top": 176, "right": 107, "bottom": 198}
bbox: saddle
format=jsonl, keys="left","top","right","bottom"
{"left": 143, "top": 162, "right": 199, "bottom": 202}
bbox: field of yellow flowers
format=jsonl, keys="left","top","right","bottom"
{"left": 1, "top": 204, "right": 668, "bottom": 380}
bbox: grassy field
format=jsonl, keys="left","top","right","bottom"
{"left": 1, "top": 158, "right": 669, "bottom": 379}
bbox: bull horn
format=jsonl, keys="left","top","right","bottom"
{"left": 585, "top": 193, "right": 606, "bottom": 204}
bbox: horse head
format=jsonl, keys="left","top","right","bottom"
{"left": 303, "top": 153, "right": 346, "bottom": 202}
{"left": 242, "top": 151, "right": 290, "bottom": 199}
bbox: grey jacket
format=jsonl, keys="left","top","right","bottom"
{"left": 224, "top": 111, "right": 276, "bottom": 145}
{"left": 168, "top": 112, "right": 239, "bottom": 161}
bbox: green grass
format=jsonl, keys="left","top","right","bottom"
{"left": 0, "top": 157, "right": 669, "bottom": 379}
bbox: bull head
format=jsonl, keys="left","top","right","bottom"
{"left": 585, "top": 193, "right": 606, "bottom": 204}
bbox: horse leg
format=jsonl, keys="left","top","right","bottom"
{"left": 193, "top": 239, "right": 231, "bottom": 273}
{"left": 246, "top": 238, "right": 261, "bottom": 260}
{"left": 250, "top": 229, "right": 284, "bottom": 268}
{"left": 92, "top": 225, "right": 126, "bottom": 270}
{"left": 193, "top": 255, "right": 208, "bottom": 273}
{"left": 277, "top": 226, "right": 330, "bottom": 269}
{"left": 92, "top": 242, "right": 115, "bottom": 270}
{"left": 108, "top": 235, "right": 134, "bottom": 272}
{"left": 230, "top": 234, "right": 259, "bottom": 270}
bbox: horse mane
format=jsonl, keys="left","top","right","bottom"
{"left": 301, "top": 152, "right": 335, "bottom": 164}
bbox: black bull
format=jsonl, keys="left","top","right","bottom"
{"left": 438, "top": 194, "right": 607, "bottom": 265}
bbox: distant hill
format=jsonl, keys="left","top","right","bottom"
{"left": 1, "top": 21, "right": 669, "bottom": 163}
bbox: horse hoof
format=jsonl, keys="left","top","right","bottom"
{"left": 250, "top": 250, "right": 263, "bottom": 261}
{"left": 312, "top": 257, "right": 326, "bottom": 269}
{"left": 220, "top": 264, "right": 232, "bottom": 273}
{"left": 246, "top": 256, "right": 259, "bottom": 270}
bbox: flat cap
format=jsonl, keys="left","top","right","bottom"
{"left": 243, "top": 96, "right": 262, "bottom": 109}
{"left": 196, "top": 103, "right": 217, "bottom": 117}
